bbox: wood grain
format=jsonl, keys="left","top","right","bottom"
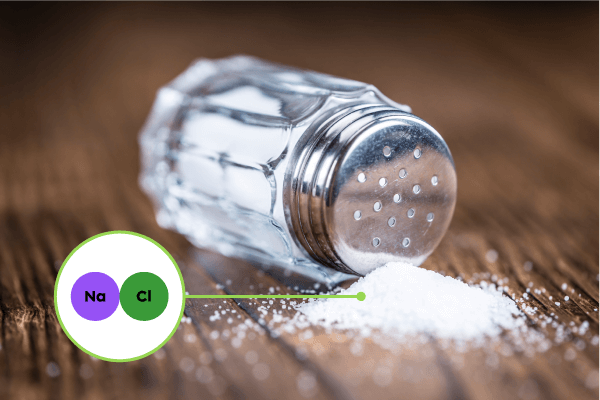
{"left": 0, "top": 3, "right": 597, "bottom": 400}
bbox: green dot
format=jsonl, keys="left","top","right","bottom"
{"left": 120, "top": 272, "right": 169, "bottom": 321}
{"left": 356, "top": 292, "right": 366, "bottom": 301}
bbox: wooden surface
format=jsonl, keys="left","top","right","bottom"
{"left": 0, "top": 3, "right": 598, "bottom": 400}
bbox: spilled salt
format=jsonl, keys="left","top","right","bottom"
{"left": 290, "top": 262, "right": 524, "bottom": 342}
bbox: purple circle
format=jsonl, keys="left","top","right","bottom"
{"left": 71, "top": 272, "right": 120, "bottom": 321}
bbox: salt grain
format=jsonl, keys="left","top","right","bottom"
{"left": 586, "top": 370, "right": 599, "bottom": 389}
{"left": 214, "top": 348, "right": 227, "bottom": 362}
{"left": 297, "top": 370, "right": 318, "bottom": 398}
{"left": 46, "top": 362, "right": 61, "bottom": 378}
{"left": 245, "top": 350, "right": 259, "bottom": 364}
{"left": 485, "top": 250, "right": 499, "bottom": 263}
{"left": 185, "top": 334, "right": 197, "bottom": 343}
{"left": 179, "top": 357, "right": 195, "bottom": 373}
{"left": 564, "top": 348, "right": 576, "bottom": 361}
{"left": 79, "top": 364, "right": 93, "bottom": 379}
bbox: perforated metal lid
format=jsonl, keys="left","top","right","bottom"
{"left": 284, "top": 104, "right": 457, "bottom": 276}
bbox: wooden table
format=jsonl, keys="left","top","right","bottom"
{"left": 0, "top": 3, "right": 597, "bottom": 399}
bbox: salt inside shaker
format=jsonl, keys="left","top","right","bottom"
{"left": 139, "top": 55, "right": 456, "bottom": 281}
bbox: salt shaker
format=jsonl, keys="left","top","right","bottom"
{"left": 139, "top": 55, "right": 456, "bottom": 282}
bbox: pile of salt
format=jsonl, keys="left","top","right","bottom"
{"left": 289, "top": 262, "right": 525, "bottom": 342}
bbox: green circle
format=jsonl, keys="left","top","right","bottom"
{"left": 54, "top": 231, "right": 186, "bottom": 363}
{"left": 357, "top": 292, "right": 366, "bottom": 301}
{"left": 120, "top": 272, "right": 169, "bottom": 321}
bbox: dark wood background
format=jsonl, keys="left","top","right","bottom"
{"left": 0, "top": 3, "right": 597, "bottom": 400}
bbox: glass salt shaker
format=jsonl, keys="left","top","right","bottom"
{"left": 139, "top": 55, "right": 456, "bottom": 283}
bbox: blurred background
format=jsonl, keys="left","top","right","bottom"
{"left": 0, "top": 3, "right": 597, "bottom": 400}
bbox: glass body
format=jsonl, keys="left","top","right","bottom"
{"left": 139, "top": 56, "right": 411, "bottom": 282}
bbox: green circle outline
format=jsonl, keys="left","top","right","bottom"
{"left": 54, "top": 230, "right": 186, "bottom": 363}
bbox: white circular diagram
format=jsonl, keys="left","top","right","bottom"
{"left": 55, "top": 231, "right": 185, "bottom": 362}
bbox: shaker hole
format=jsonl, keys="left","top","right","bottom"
{"left": 413, "top": 184, "right": 421, "bottom": 194}
{"left": 414, "top": 148, "right": 422, "bottom": 159}
{"left": 402, "top": 238, "right": 410, "bottom": 247}
{"left": 379, "top": 178, "right": 388, "bottom": 187}
{"left": 374, "top": 201, "right": 382, "bottom": 212}
{"left": 407, "top": 208, "right": 415, "bottom": 218}
{"left": 358, "top": 173, "right": 366, "bottom": 183}
{"left": 393, "top": 193, "right": 401, "bottom": 203}
{"left": 427, "top": 212, "right": 434, "bottom": 222}
{"left": 354, "top": 210, "right": 362, "bottom": 220}
{"left": 431, "top": 175, "right": 438, "bottom": 186}
{"left": 388, "top": 217, "right": 396, "bottom": 227}
{"left": 383, "top": 146, "right": 392, "bottom": 157}
{"left": 373, "top": 237, "right": 381, "bottom": 247}
{"left": 399, "top": 168, "right": 407, "bottom": 179}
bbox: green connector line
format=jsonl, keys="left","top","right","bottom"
{"left": 186, "top": 291, "right": 366, "bottom": 301}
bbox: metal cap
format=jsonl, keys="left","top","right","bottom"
{"left": 284, "top": 104, "right": 457, "bottom": 276}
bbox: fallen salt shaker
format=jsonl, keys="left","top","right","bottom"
{"left": 139, "top": 55, "right": 456, "bottom": 282}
